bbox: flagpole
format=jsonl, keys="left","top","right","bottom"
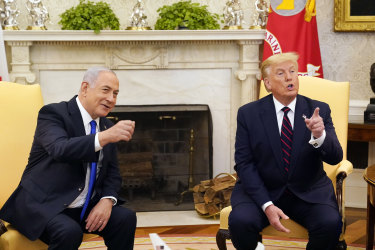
{"left": 0, "top": 25, "right": 10, "bottom": 81}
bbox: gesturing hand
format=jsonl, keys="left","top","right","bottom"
{"left": 264, "top": 204, "right": 290, "bottom": 233}
{"left": 304, "top": 107, "right": 324, "bottom": 139}
{"left": 98, "top": 120, "right": 135, "bottom": 147}
{"left": 85, "top": 198, "right": 113, "bottom": 232}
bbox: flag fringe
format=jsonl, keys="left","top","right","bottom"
{"left": 304, "top": 0, "right": 316, "bottom": 22}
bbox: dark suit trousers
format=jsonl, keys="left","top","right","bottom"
{"left": 40, "top": 203, "right": 136, "bottom": 250}
{"left": 228, "top": 191, "right": 342, "bottom": 250}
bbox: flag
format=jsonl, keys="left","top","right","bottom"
{"left": 0, "top": 25, "right": 9, "bottom": 82}
{"left": 263, "top": 0, "right": 323, "bottom": 78}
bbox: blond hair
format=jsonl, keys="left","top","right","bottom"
{"left": 261, "top": 52, "right": 299, "bottom": 79}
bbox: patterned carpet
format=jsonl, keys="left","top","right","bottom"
{"left": 79, "top": 235, "right": 366, "bottom": 250}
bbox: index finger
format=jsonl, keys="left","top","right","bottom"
{"left": 312, "top": 107, "right": 320, "bottom": 118}
{"left": 275, "top": 220, "right": 290, "bottom": 233}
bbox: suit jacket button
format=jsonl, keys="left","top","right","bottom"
{"left": 64, "top": 203, "right": 68, "bottom": 206}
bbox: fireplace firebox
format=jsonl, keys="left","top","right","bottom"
{"left": 108, "top": 105, "right": 213, "bottom": 212}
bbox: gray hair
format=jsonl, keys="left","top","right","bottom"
{"left": 82, "top": 67, "right": 117, "bottom": 87}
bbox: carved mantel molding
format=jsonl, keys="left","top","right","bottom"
{"left": 3, "top": 30, "right": 265, "bottom": 104}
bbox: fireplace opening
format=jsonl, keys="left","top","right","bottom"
{"left": 108, "top": 105, "right": 213, "bottom": 212}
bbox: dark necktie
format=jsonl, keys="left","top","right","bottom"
{"left": 80, "top": 120, "right": 98, "bottom": 221}
{"left": 281, "top": 107, "right": 293, "bottom": 172}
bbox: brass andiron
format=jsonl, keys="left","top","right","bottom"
{"left": 106, "top": 116, "right": 119, "bottom": 122}
{"left": 175, "top": 129, "right": 195, "bottom": 205}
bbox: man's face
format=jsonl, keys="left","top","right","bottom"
{"left": 264, "top": 60, "right": 299, "bottom": 106}
{"left": 80, "top": 71, "right": 119, "bottom": 119}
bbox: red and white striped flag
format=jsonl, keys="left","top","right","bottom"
{"left": 263, "top": 0, "right": 323, "bottom": 78}
{"left": 0, "top": 25, "right": 9, "bottom": 82}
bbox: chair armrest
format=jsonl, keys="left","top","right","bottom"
{"left": 335, "top": 159, "right": 353, "bottom": 177}
{"left": 335, "top": 159, "right": 353, "bottom": 216}
{"left": 0, "top": 219, "right": 7, "bottom": 236}
{"left": 219, "top": 206, "right": 232, "bottom": 230}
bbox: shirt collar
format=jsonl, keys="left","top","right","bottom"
{"left": 75, "top": 97, "right": 100, "bottom": 127}
{"left": 273, "top": 96, "right": 297, "bottom": 114}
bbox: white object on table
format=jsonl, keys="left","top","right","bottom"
{"left": 149, "top": 233, "right": 171, "bottom": 250}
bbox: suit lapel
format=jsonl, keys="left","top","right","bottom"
{"left": 288, "top": 95, "right": 311, "bottom": 178}
{"left": 67, "top": 96, "right": 86, "bottom": 137}
{"left": 260, "top": 95, "right": 285, "bottom": 173}
{"left": 68, "top": 96, "right": 90, "bottom": 174}
{"left": 99, "top": 118, "right": 107, "bottom": 159}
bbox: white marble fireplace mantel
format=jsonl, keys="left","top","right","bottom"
{"left": 3, "top": 30, "right": 265, "bottom": 103}
{"left": 3, "top": 29, "right": 265, "bottom": 41}
{"left": 3, "top": 29, "right": 265, "bottom": 176}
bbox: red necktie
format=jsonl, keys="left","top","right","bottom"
{"left": 281, "top": 107, "right": 293, "bottom": 172}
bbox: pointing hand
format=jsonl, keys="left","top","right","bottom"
{"left": 304, "top": 107, "right": 324, "bottom": 139}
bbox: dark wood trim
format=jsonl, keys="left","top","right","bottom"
{"left": 216, "top": 229, "right": 230, "bottom": 250}
{"left": 0, "top": 219, "right": 7, "bottom": 236}
{"left": 336, "top": 171, "right": 347, "bottom": 215}
{"left": 348, "top": 123, "right": 375, "bottom": 142}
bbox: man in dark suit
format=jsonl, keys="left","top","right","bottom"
{"left": 0, "top": 67, "right": 136, "bottom": 249}
{"left": 229, "top": 53, "right": 343, "bottom": 250}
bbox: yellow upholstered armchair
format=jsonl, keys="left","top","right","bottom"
{"left": 216, "top": 76, "right": 353, "bottom": 250}
{"left": 0, "top": 82, "right": 96, "bottom": 250}
{"left": 0, "top": 82, "right": 47, "bottom": 250}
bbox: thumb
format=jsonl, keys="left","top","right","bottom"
{"left": 312, "top": 107, "right": 320, "bottom": 118}
{"left": 279, "top": 210, "right": 289, "bottom": 220}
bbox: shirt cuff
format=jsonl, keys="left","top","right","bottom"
{"left": 261, "top": 201, "right": 273, "bottom": 212}
{"left": 101, "top": 196, "right": 117, "bottom": 206}
{"left": 309, "top": 130, "right": 326, "bottom": 148}
{"left": 94, "top": 133, "right": 103, "bottom": 152}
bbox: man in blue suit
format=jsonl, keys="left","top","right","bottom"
{"left": 0, "top": 67, "right": 136, "bottom": 249}
{"left": 229, "top": 53, "right": 343, "bottom": 250}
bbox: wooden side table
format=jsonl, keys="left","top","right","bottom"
{"left": 364, "top": 165, "right": 375, "bottom": 250}
{"left": 349, "top": 123, "right": 375, "bottom": 142}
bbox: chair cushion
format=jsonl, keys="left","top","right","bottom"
{"left": 261, "top": 220, "right": 308, "bottom": 238}
{"left": 0, "top": 225, "right": 47, "bottom": 250}
{"left": 219, "top": 205, "right": 308, "bottom": 238}
{"left": 0, "top": 222, "right": 97, "bottom": 250}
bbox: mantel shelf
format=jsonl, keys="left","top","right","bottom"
{"left": 2, "top": 29, "right": 266, "bottom": 42}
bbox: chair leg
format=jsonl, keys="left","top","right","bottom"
{"left": 335, "top": 240, "right": 347, "bottom": 250}
{"left": 216, "top": 229, "right": 231, "bottom": 250}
